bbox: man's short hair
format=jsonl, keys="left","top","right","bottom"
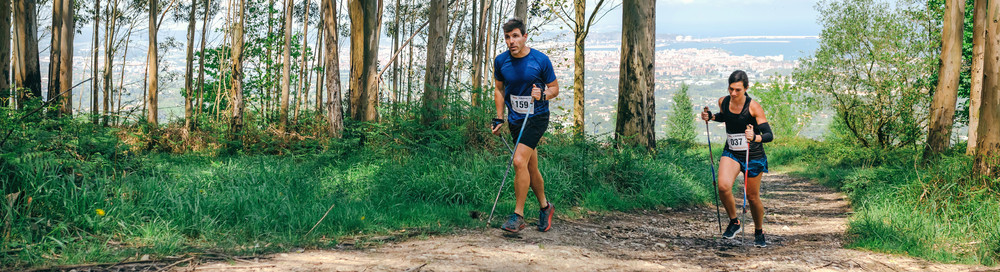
{"left": 728, "top": 70, "right": 749, "bottom": 89}
{"left": 502, "top": 19, "right": 526, "bottom": 35}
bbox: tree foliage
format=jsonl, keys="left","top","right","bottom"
{"left": 794, "top": 0, "right": 938, "bottom": 148}
{"left": 666, "top": 83, "right": 695, "bottom": 143}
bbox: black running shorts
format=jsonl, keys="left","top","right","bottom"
{"left": 508, "top": 112, "right": 549, "bottom": 149}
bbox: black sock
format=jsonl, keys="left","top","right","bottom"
{"left": 730, "top": 218, "right": 739, "bottom": 225}
{"left": 755, "top": 229, "right": 763, "bottom": 235}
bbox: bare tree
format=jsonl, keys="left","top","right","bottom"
{"left": 968, "top": 0, "right": 988, "bottom": 155}
{"left": 925, "top": 0, "right": 965, "bottom": 157}
{"left": 470, "top": 0, "right": 490, "bottom": 104}
{"left": 102, "top": 0, "right": 117, "bottom": 126}
{"left": 347, "top": 0, "right": 381, "bottom": 122}
{"left": 13, "top": 0, "right": 42, "bottom": 109}
{"left": 615, "top": 0, "right": 655, "bottom": 149}
{"left": 323, "top": 0, "right": 342, "bottom": 137}
{"left": 56, "top": 0, "right": 74, "bottom": 116}
{"left": 91, "top": 0, "right": 101, "bottom": 123}
{"left": 0, "top": 0, "right": 11, "bottom": 108}
{"left": 280, "top": 0, "right": 292, "bottom": 130}
{"left": 296, "top": 0, "right": 311, "bottom": 121}
{"left": 549, "top": 0, "right": 618, "bottom": 137}
{"left": 514, "top": 0, "right": 526, "bottom": 25}
{"left": 974, "top": 0, "right": 1000, "bottom": 178}
{"left": 196, "top": 0, "right": 211, "bottom": 127}
{"left": 230, "top": 0, "right": 245, "bottom": 132}
{"left": 183, "top": 0, "right": 196, "bottom": 130}
{"left": 147, "top": 0, "right": 159, "bottom": 125}
{"left": 422, "top": 0, "right": 447, "bottom": 124}
{"left": 48, "top": 0, "right": 63, "bottom": 114}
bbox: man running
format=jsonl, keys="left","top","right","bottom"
{"left": 701, "top": 70, "right": 773, "bottom": 247}
{"left": 490, "top": 18, "right": 559, "bottom": 233}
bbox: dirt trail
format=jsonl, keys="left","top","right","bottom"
{"left": 189, "top": 173, "right": 993, "bottom": 271}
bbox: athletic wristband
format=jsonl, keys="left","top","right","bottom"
{"left": 758, "top": 122, "right": 774, "bottom": 143}
{"left": 492, "top": 118, "right": 505, "bottom": 128}
{"left": 706, "top": 111, "right": 714, "bottom": 120}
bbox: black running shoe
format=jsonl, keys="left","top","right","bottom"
{"left": 501, "top": 213, "right": 526, "bottom": 233}
{"left": 722, "top": 218, "right": 742, "bottom": 239}
{"left": 754, "top": 232, "right": 767, "bottom": 248}
{"left": 538, "top": 202, "right": 554, "bottom": 232}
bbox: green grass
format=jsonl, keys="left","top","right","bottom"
{"left": 769, "top": 138, "right": 1000, "bottom": 266}
{"left": 0, "top": 112, "right": 716, "bottom": 269}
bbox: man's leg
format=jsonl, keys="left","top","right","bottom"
{"left": 527, "top": 148, "right": 547, "bottom": 207}
{"left": 512, "top": 143, "right": 534, "bottom": 216}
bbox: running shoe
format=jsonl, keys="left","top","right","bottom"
{"left": 538, "top": 202, "right": 554, "bottom": 232}
{"left": 501, "top": 213, "right": 526, "bottom": 233}
{"left": 754, "top": 231, "right": 767, "bottom": 248}
{"left": 722, "top": 218, "right": 742, "bottom": 239}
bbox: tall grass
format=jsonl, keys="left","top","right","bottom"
{"left": 769, "top": 138, "right": 1000, "bottom": 265}
{"left": 1, "top": 102, "right": 716, "bottom": 269}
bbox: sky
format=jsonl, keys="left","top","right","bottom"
{"left": 569, "top": 0, "right": 822, "bottom": 37}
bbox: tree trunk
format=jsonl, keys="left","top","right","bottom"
{"left": 975, "top": 0, "right": 1000, "bottom": 178}
{"left": 926, "top": 0, "right": 965, "bottom": 157}
{"left": 56, "top": 0, "right": 73, "bottom": 116}
{"left": 470, "top": 0, "right": 486, "bottom": 100}
{"left": 280, "top": 0, "right": 292, "bottom": 130}
{"left": 184, "top": 0, "right": 197, "bottom": 130}
{"left": 968, "top": 0, "right": 988, "bottom": 155}
{"left": 514, "top": 0, "right": 526, "bottom": 25}
{"left": 196, "top": 0, "right": 210, "bottom": 128}
{"left": 314, "top": 12, "right": 324, "bottom": 112}
{"left": 391, "top": 0, "right": 399, "bottom": 110}
{"left": 421, "top": 0, "right": 447, "bottom": 124}
{"left": 323, "top": 0, "right": 343, "bottom": 137}
{"left": 297, "top": 0, "right": 310, "bottom": 120}
{"left": 230, "top": 0, "right": 245, "bottom": 133}
{"left": 572, "top": 0, "right": 585, "bottom": 137}
{"left": 90, "top": 0, "right": 99, "bottom": 123}
{"left": 0, "top": 0, "right": 11, "bottom": 108}
{"left": 348, "top": 0, "right": 381, "bottom": 122}
{"left": 406, "top": 8, "right": 412, "bottom": 105}
{"left": 102, "top": 0, "right": 115, "bottom": 126}
{"left": 48, "top": 0, "right": 62, "bottom": 114}
{"left": 13, "top": 0, "right": 41, "bottom": 110}
{"left": 615, "top": 0, "right": 655, "bottom": 149}
{"left": 444, "top": 0, "right": 467, "bottom": 92}
{"left": 147, "top": 0, "right": 159, "bottom": 126}
{"left": 266, "top": 0, "right": 274, "bottom": 119}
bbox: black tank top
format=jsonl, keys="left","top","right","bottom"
{"left": 720, "top": 94, "right": 765, "bottom": 160}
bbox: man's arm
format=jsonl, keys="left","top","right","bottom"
{"left": 544, "top": 80, "right": 559, "bottom": 100}
{"left": 494, "top": 80, "right": 505, "bottom": 119}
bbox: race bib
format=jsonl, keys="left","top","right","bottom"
{"left": 727, "top": 133, "right": 749, "bottom": 151}
{"left": 510, "top": 95, "right": 534, "bottom": 115}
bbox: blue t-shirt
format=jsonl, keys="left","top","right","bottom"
{"left": 494, "top": 48, "right": 557, "bottom": 125}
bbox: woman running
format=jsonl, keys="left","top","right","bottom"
{"left": 701, "top": 70, "right": 774, "bottom": 247}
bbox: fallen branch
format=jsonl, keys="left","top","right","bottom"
{"left": 305, "top": 203, "right": 336, "bottom": 238}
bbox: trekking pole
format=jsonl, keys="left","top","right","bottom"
{"left": 497, "top": 133, "right": 513, "bottom": 154}
{"left": 742, "top": 125, "right": 751, "bottom": 246}
{"left": 704, "top": 108, "right": 722, "bottom": 234}
{"left": 486, "top": 94, "right": 537, "bottom": 227}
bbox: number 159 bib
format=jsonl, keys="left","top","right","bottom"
{"left": 727, "top": 133, "right": 749, "bottom": 151}
{"left": 510, "top": 95, "right": 534, "bottom": 115}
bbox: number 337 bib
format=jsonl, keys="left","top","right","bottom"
{"left": 510, "top": 95, "right": 535, "bottom": 115}
{"left": 727, "top": 133, "right": 749, "bottom": 151}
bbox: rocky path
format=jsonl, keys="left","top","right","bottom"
{"left": 187, "top": 173, "right": 992, "bottom": 271}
